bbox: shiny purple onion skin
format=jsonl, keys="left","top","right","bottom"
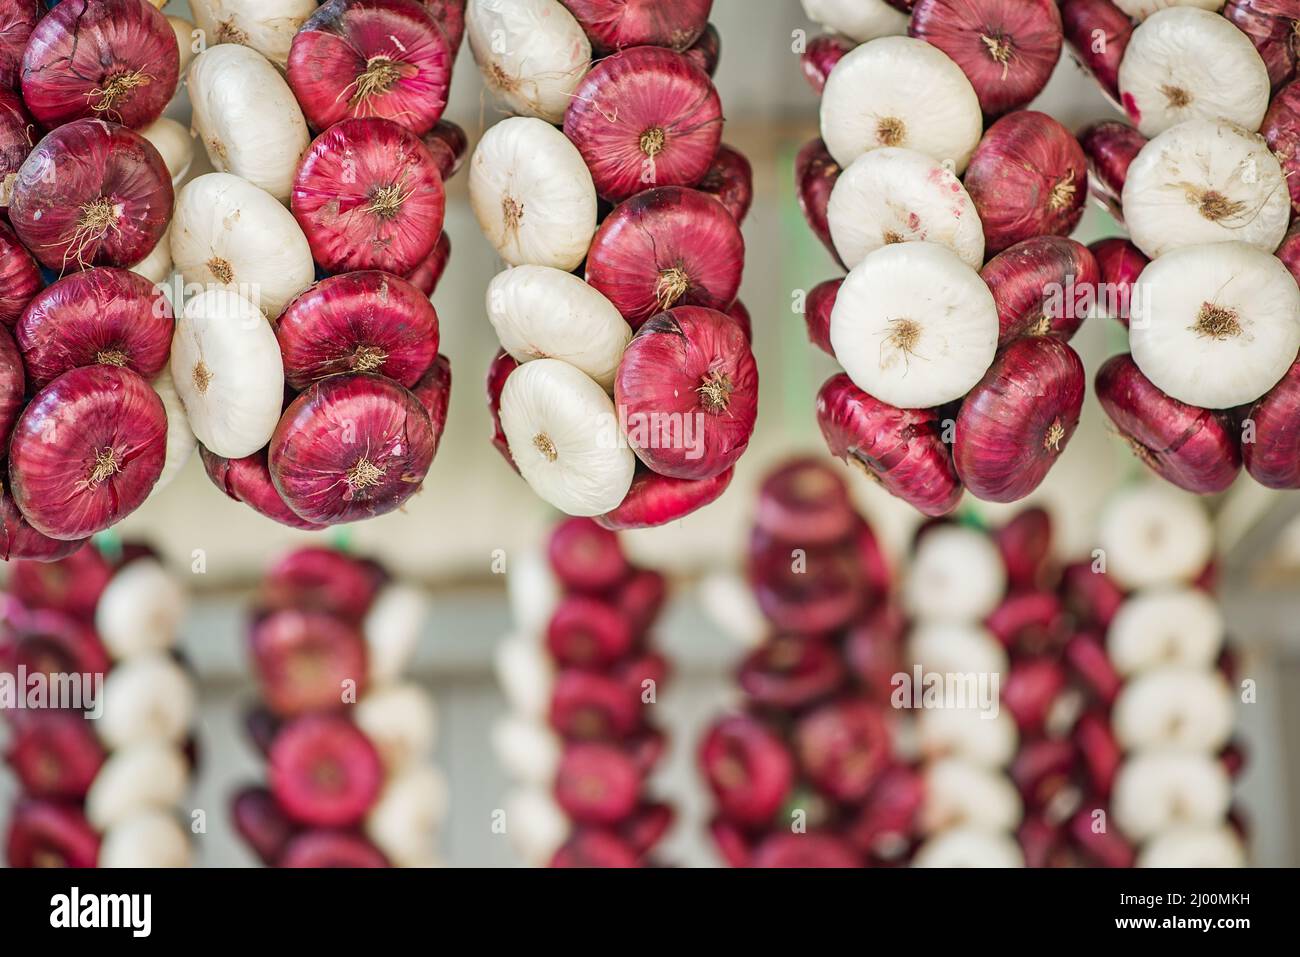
{"left": 0, "top": 1, "right": 40, "bottom": 92}
{"left": 954, "top": 337, "right": 1086, "bottom": 503}
{"left": 1060, "top": 0, "right": 1132, "bottom": 101}
{"left": 1243, "top": 359, "right": 1300, "bottom": 489}
{"left": 1, "top": 480, "right": 87, "bottom": 562}
{"left": 596, "top": 467, "right": 733, "bottom": 530}
{"left": 410, "top": 353, "right": 452, "bottom": 458}
{"left": 801, "top": 34, "right": 854, "bottom": 94}
{"left": 422, "top": 120, "right": 468, "bottom": 181}
{"left": 816, "top": 373, "right": 963, "bottom": 517}
{"left": 684, "top": 22, "right": 721, "bottom": 77}
{"left": 1262, "top": 80, "right": 1300, "bottom": 214}
{"left": 0, "top": 221, "right": 42, "bottom": 329}
{"left": 697, "top": 143, "right": 753, "bottom": 224}
{"left": 980, "top": 236, "right": 1099, "bottom": 344}
{"left": 795, "top": 138, "right": 844, "bottom": 269}
{"left": 199, "top": 446, "right": 327, "bottom": 532}
{"left": 1226, "top": 0, "right": 1300, "bottom": 90}
{"left": 805, "top": 278, "right": 840, "bottom": 356}
{"left": 560, "top": 0, "right": 712, "bottom": 54}
{"left": 1079, "top": 120, "right": 1146, "bottom": 218}
{"left": 485, "top": 348, "right": 519, "bottom": 473}
{"left": 0, "top": 322, "right": 23, "bottom": 451}
{"left": 1089, "top": 238, "right": 1147, "bottom": 328}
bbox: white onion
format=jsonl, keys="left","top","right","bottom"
{"left": 820, "top": 37, "right": 982, "bottom": 172}
{"left": 917, "top": 707, "right": 1018, "bottom": 769}
{"left": 362, "top": 585, "right": 429, "bottom": 687}
{"left": 828, "top": 148, "right": 984, "bottom": 270}
{"left": 470, "top": 117, "right": 598, "bottom": 272}
{"left": 131, "top": 225, "right": 174, "bottom": 285}
{"left": 168, "top": 16, "right": 199, "bottom": 76}
{"left": 505, "top": 788, "right": 570, "bottom": 866}
{"left": 907, "top": 623, "right": 1009, "bottom": 680}
{"left": 365, "top": 765, "right": 449, "bottom": 867}
{"left": 171, "top": 173, "right": 314, "bottom": 317}
{"left": 1114, "top": 0, "right": 1227, "bottom": 21}
{"left": 904, "top": 526, "right": 1008, "bottom": 624}
{"left": 86, "top": 743, "right": 188, "bottom": 831}
{"left": 1107, "top": 587, "right": 1224, "bottom": 675}
{"left": 96, "top": 654, "right": 196, "bottom": 750}
{"left": 1137, "top": 826, "right": 1246, "bottom": 868}
{"left": 831, "top": 242, "right": 997, "bottom": 409}
{"left": 1113, "top": 751, "right": 1231, "bottom": 840}
{"left": 801, "top": 0, "right": 910, "bottom": 43}
{"left": 498, "top": 358, "right": 636, "bottom": 517}
{"left": 505, "top": 549, "right": 560, "bottom": 638}
{"left": 354, "top": 684, "right": 439, "bottom": 774}
{"left": 151, "top": 371, "right": 198, "bottom": 491}
{"left": 1113, "top": 667, "right": 1234, "bottom": 752}
{"left": 1117, "top": 8, "right": 1270, "bottom": 137}
{"left": 492, "top": 715, "right": 562, "bottom": 785}
{"left": 467, "top": 0, "right": 591, "bottom": 123}
{"left": 139, "top": 118, "right": 195, "bottom": 187}
{"left": 190, "top": 0, "right": 317, "bottom": 69}
{"left": 187, "top": 44, "right": 310, "bottom": 202}
{"left": 1130, "top": 242, "right": 1300, "bottom": 408}
{"left": 921, "top": 758, "right": 1023, "bottom": 833}
{"left": 95, "top": 559, "right": 187, "bottom": 661}
{"left": 170, "top": 288, "right": 285, "bottom": 459}
{"left": 697, "top": 571, "right": 770, "bottom": 649}
{"left": 486, "top": 266, "right": 632, "bottom": 391}
{"left": 913, "top": 827, "right": 1025, "bottom": 867}
{"left": 99, "top": 811, "right": 192, "bottom": 868}
{"left": 494, "top": 636, "right": 555, "bottom": 719}
{"left": 1122, "top": 120, "right": 1289, "bottom": 258}
{"left": 1099, "top": 485, "right": 1215, "bottom": 590}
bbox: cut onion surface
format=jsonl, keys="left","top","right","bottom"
{"left": 497, "top": 357, "right": 635, "bottom": 517}
{"left": 1098, "top": 483, "right": 1213, "bottom": 589}
{"left": 469, "top": 116, "right": 598, "bottom": 272}
{"left": 1242, "top": 359, "right": 1300, "bottom": 489}
{"left": 1129, "top": 241, "right": 1300, "bottom": 408}
{"left": 829, "top": 241, "right": 998, "bottom": 409}
{"left": 585, "top": 186, "right": 744, "bottom": 328}
{"left": 820, "top": 36, "right": 983, "bottom": 172}
{"left": 801, "top": 0, "right": 910, "bottom": 44}
{"left": 561, "top": 0, "right": 711, "bottom": 53}
{"left": 1061, "top": 0, "right": 1133, "bottom": 102}
{"left": 190, "top": 0, "right": 319, "bottom": 68}
{"left": 1095, "top": 353, "right": 1242, "bottom": 493}
{"left": 9, "top": 119, "right": 172, "bottom": 273}
{"left": 277, "top": 271, "right": 439, "bottom": 391}
{"left": 1118, "top": 7, "right": 1270, "bottom": 136}
{"left": 980, "top": 236, "right": 1099, "bottom": 344}
{"left": 467, "top": 0, "right": 591, "bottom": 124}
{"left": 1122, "top": 119, "right": 1289, "bottom": 258}
{"left": 292, "top": 117, "right": 445, "bottom": 277}
{"left": 269, "top": 374, "right": 436, "bottom": 525}
{"left": 8, "top": 365, "right": 166, "bottom": 541}
{"left": 829, "top": 147, "right": 985, "bottom": 270}
{"left": 287, "top": 0, "right": 452, "bottom": 136}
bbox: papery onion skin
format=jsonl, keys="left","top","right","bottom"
{"left": 486, "top": 348, "right": 519, "bottom": 472}
{"left": 755, "top": 456, "right": 858, "bottom": 548}
{"left": 0, "top": 88, "right": 31, "bottom": 191}
{"left": 802, "top": 34, "right": 855, "bottom": 94}
{"left": 0, "top": 323, "right": 23, "bottom": 449}
{"left": 560, "top": 0, "right": 711, "bottom": 54}
{"left": 1225, "top": 0, "right": 1300, "bottom": 89}
{"left": 564, "top": 46, "right": 722, "bottom": 203}
{"left": 422, "top": 120, "right": 468, "bottom": 181}
{"left": 816, "top": 373, "right": 963, "bottom": 517}
{"left": 1262, "top": 79, "right": 1300, "bottom": 213}
{"left": 16, "top": 268, "right": 173, "bottom": 389}
{"left": 684, "top": 22, "right": 721, "bottom": 77}
{"left": 615, "top": 306, "right": 758, "bottom": 481}
{"left": 287, "top": 0, "right": 452, "bottom": 136}
{"left": 726, "top": 299, "right": 752, "bottom": 342}
{"left": 9, "top": 119, "right": 172, "bottom": 273}
{"left": 1277, "top": 220, "right": 1300, "bottom": 286}
{"left": 1095, "top": 353, "right": 1243, "bottom": 494}
{"left": 1243, "top": 359, "right": 1300, "bottom": 488}
{"left": 21, "top": 0, "right": 178, "bottom": 130}
{"left": 8, "top": 365, "right": 166, "bottom": 540}
{"left": 964, "top": 111, "right": 1088, "bottom": 255}
{"left": 0, "top": 221, "right": 41, "bottom": 328}
{"left": 1089, "top": 237, "right": 1147, "bottom": 327}
{"left": 1079, "top": 120, "right": 1146, "bottom": 218}
{"left": 425, "top": 0, "right": 467, "bottom": 59}
{"left": 596, "top": 466, "right": 734, "bottom": 530}
{"left": 805, "top": 278, "right": 840, "bottom": 356}
{"left": 199, "top": 446, "right": 327, "bottom": 531}
{"left": 979, "top": 236, "right": 1099, "bottom": 344}
{"left": 1060, "top": 0, "right": 1133, "bottom": 100}
{"left": 404, "top": 231, "right": 451, "bottom": 296}
{"left": 292, "top": 117, "right": 445, "bottom": 277}
{"left": 795, "top": 138, "right": 844, "bottom": 268}
{"left": 0, "top": 1, "right": 40, "bottom": 91}
{"left": 909, "top": 0, "right": 1064, "bottom": 118}
{"left": 276, "top": 271, "right": 439, "bottom": 391}
{"left": 954, "top": 336, "right": 1086, "bottom": 503}
{"left": 269, "top": 374, "right": 436, "bottom": 526}
{"left": 411, "top": 353, "right": 451, "bottom": 458}
{"left": 697, "top": 144, "right": 754, "bottom": 224}
{"left": 585, "top": 186, "right": 744, "bottom": 328}
{"left": 1, "top": 479, "right": 88, "bottom": 562}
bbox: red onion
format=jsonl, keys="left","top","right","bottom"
{"left": 550, "top": 831, "right": 639, "bottom": 869}
{"left": 5, "top": 546, "right": 110, "bottom": 618}
{"left": 1262, "top": 80, "right": 1300, "bottom": 213}
{"left": 269, "top": 714, "right": 383, "bottom": 827}
{"left": 15, "top": 268, "right": 173, "bottom": 389}
{"left": 260, "top": 547, "right": 381, "bottom": 621}
{"left": 422, "top": 0, "right": 466, "bottom": 60}
{"left": 737, "top": 636, "right": 846, "bottom": 711}
{"left": 0, "top": 222, "right": 41, "bottom": 328}
{"left": 1060, "top": 0, "right": 1132, "bottom": 101}
{"left": 0, "top": 1, "right": 40, "bottom": 91}
{"left": 795, "top": 699, "right": 890, "bottom": 803}
{"left": 486, "top": 348, "right": 519, "bottom": 471}
{"left": 585, "top": 187, "right": 743, "bottom": 328}
{"left": 560, "top": 0, "right": 712, "bottom": 54}
{"left": 292, "top": 117, "right": 445, "bottom": 277}
{"left": 564, "top": 46, "right": 722, "bottom": 203}
{"left": 548, "top": 669, "right": 639, "bottom": 740}
{"left": 4, "top": 799, "right": 100, "bottom": 868}
{"left": 815, "top": 373, "right": 963, "bottom": 517}
{"left": 8, "top": 365, "right": 166, "bottom": 540}
{"left": 955, "top": 337, "right": 1085, "bottom": 502}
{"left": 0, "top": 322, "right": 21, "bottom": 445}
{"left": 697, "top": 144, "right": 753, "bottom": 224}
{"left": 404, "top": 231, "right": 451, "bottom": 296}
{"left": 422, "top": 120, "right": 468, "bottom": 181}
{"left": 1079, "top": 120, "right": 1146, "bottom": 219}
{"left": 684, "top": 22, "right": 721, "bottom": 77}
{"left": 995, "top": 506, "right": 1054, "bottom": 591}
{"left": 698, "top": 714, "right": 794, "bottom": 827}
{"left": 754, "top": 456, "right": 856, "bottom": 547}
{"left": 985, "top": 590, "right": 1067, "bottom": 655}
{"left": 1226, "top": 0, "right": 1300, "bottom": 89}
{"left": 287, "top": 0, "right": 452, "bottom": 136}
{"left": 1279, "top": 220, "right": 1300, "bottom": 286}
{"left": 1242, "top": 359, "right": 1300, "bottom": 488}
{"left": 1, "top": 479, "right": 87, "bottom": 562}
{"left": 269, "top": 373, "right": 436, "bottom": 525}
{"left": 548, "top": 594, "right": 634, "bottom": 668}
{"left": 801, "top": 34, "right": 855, "bottom": 94}
{"left": 231, "top": 787, "right": 294, "bottom": 867}
{"left": 9, "top": 119, "right": 172, "bottom": 272}
{"left": 554, "top": 741, "right": 641, "bottom": 824}
{"left": 795, "top": 138, "right": 844, "bottom": 269}
{"left": 1095, "top": 354, "right": 1243, "bottom": 494}
{"left": 615, "top": 306, "right": 758, "bottom": 481}
{"left": 725, "top": 299, "right": 752, "bottom": 342}
{"left": 276, "top": 271, "right": 438, "bottom": 391}
{"left": 411, "top": 352, "right": 451, "bottom": 458}
{"left": 21, "top": 0, "right": 177, "bottom": 130}
{"left": 251, "top": 610, "right": 369, "bottom": 717}
{"left": 749, "top": 531, "right": 865, "bottom": 634}
{"left": 964, "top": 111, "right": 1088, "bottom": 255}
{"left": 279, "top": 830, "right": 389, "bottom": 868}
{"left": 596, "top": 466, "right": 734, "bottom": 530}
{"left": 200, "top": 447, "right": 328, "bottom": 532}
{"left": 751, "top": 831, "right": 863, "bottom": 868}
{"left": 0, "top": 88, "right": 31, "bottom": 191}
{"left": 1089, "top": 237, "right": 1146, "bottom": 327}
{"left": 547, "top": 516, "right": 628, "bottom": 591}
{"left": 980, "top": 236, "right": 1099, "bottom": 344}
{"left": 909, "top": 0, "right": 1064, "bottom": 117}
{"left": 1061, "top": 564, "right": 1124, "bottom": 632}
{"left": 844, "top": 605, "right": 906, "bottom": 704}
{"left": 4, "top": 709, "right": 106, "bottom": 799}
